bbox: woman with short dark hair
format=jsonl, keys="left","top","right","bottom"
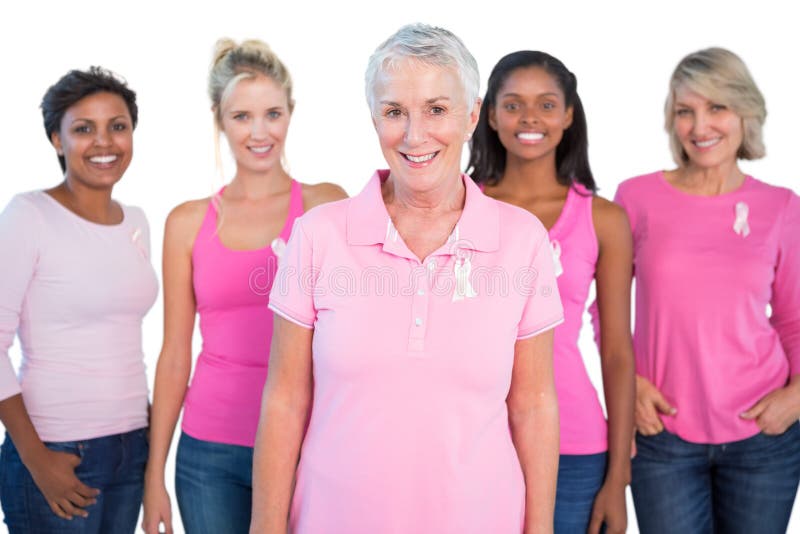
{"left": 0, "top": 67, "right": 157, "bottom": 533}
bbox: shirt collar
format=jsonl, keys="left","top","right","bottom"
{"left": 346, "top": 169, "right": 500, "bottom": 253}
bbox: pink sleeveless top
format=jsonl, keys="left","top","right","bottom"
{"left": 549, "top": 184, "right": 607, "bottom": 454}
{"left": 182, "top": 180, "right": 303, "bottom": 447}
{"left": 480, "top": 181, "right": 607, "bottom": 453}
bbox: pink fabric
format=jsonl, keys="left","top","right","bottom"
{"left": 616, "top": 171, "right": 800, "bottom": 444}
{"left": 181, "top": 180, "right": 303, "bottom": 447}
{"left": 0, "top": 191, "right": 158, "bottom": 441}
{"left": 269, "top": 170, "right": 564, "bottom": 534}
{"left": 549, "top": 184, "right": 607, "bottom": 454}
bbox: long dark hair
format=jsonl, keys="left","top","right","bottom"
{"left": 467, "top": 51, "right": 595, "bottom": 192}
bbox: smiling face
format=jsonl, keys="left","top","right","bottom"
{"left": 50, "top": 91, "right": 133, "bottom": 190}
{"left": 672, "top": 85, "right": 744, "bottom": 169}
{"left": 218, "top": 74, "right": 291, "bottom": 176}
{"left": 372, "top": 59, "right": 479, "bottom": 193}
{"left": 489, "top": 66, "right": 573, "bottom": 165}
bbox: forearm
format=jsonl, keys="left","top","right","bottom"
{"left": 145, "top": 351, "right": 191, "bottom": 481}
{"left": 0, "top": 394, "right": 47, "bottom": 466}
{"left": 250, "top": 395, "right": 310, "bottom": 533}
{"left": 601, "top": 349, "right": 635, "bottom": 485}
{"left": 509, "top": 401, "right": 559, "bottom": 534}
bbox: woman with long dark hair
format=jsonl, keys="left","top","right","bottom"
{"left": 468, "top": 51, "right": 635, "bottom": 534}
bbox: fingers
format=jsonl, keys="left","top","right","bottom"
{"left": 587, "top": 512, "right": 603, "bottom": 534}
{"left": 54, "top": 498, "right": 89, "bottom": 520}
{"left": 142, "top": 517, "right": 173, "bottom": 534}
{"left": 74, "top": 479, "right": 101, "bottom": 499}
{"left": 740, "top": 400, "right": 766, "bottom": 420}
{"left": 47, "top": 500, "right": 72, "bottom": 520}
{"left": 635, "top": 399, "right": 663, "bottom": 435}
{"left": 652, "top": 392, "right": 677, "bottom": 416}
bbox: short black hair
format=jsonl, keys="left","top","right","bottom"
{"left": 41, "top": 66, "right": 138, "bottom": 172}
{"left": 467, "top": 51, "right": 595, "bottom": 192}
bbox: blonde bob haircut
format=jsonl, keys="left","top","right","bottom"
{"left": 664, "top": 47, "right": 766, "bottom": 166}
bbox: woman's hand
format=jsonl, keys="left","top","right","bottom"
{"left": 141, "top": 477, "right": 173, "bottom": 534}
{"left": 588, "top": 478, "right": 627, "bottom": 534}
{"left": 740, "top": 379, "right": 800, "bottom": 435}
{"left": 26, "top": 447, "right": 99, "bottom": 520}
{"left": 635, "top": 375, "right": 676, "bottom": 435}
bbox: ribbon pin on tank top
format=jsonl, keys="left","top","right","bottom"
{"left": 733, "top": 201, "right": 750, "bottom": 237}
{"left": 551, "top": 240, "right": 564, "bottom": 277}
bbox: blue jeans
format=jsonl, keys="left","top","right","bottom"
{"left": 0, "top": 428, "right": 148, "bottom": 534}
{"left": 175, "top": 432, "right": 253, "bottom": 534}
{"left": 632, "top": 422, "right": 800, "bottom": 534}
{"left": 554, "top": 452, "right": 607, "bottom": 534}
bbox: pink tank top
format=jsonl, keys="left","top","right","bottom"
{"left": 182, "top": 180, "right": 303, "bottom": 447}
{"left": 549, "top": 183, "right": 607, "bottom": 454}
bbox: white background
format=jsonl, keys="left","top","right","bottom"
{"left": 1, "top": 0, "right": 797, "bottom": 531}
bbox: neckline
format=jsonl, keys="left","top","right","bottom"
{"left": 657, "top": 170, "right": 754, "bottom": 200}
{"left": 480, "top": 180, "right": 579, "bottom": 238}
{"left": 212, "top": 180, "right": 299, "bottom": 253}
{"left": 548, "top": 185, "right": 581, "bottom": 238}
{"left": 39, "top": 190, "right": 127, "bottom": 228}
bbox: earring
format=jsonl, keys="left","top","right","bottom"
{"left": 465, "top": 132, "right": 472, "bottom": 141}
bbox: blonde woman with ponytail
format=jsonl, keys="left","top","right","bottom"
{"left": 142, "top": 38, "right": 346, "bottom": 534}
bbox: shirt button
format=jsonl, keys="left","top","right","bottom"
{"left": 427, "top": 260, "right": 436, "bottom": 271}
{"left": 415, "top": 317, "right": 423, "bottom": 326}
{"left": 417, "top": 289, "right": 425, "bottom": 296}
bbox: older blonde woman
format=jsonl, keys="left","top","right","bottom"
{"left": 618, "top": 48, "right": 800, "bottom": 533}
{"left": 250, "top": 24, "right": 563, "bottom": 534}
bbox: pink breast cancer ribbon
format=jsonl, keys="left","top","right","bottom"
{"left": 551, "top": 239, "right": 564, "bottom": 277}
{"left": 733, "top": 201, "right": 750, "bottom": 237}
{"left": 452, "top": 255, "right": 478, "bottom": 302}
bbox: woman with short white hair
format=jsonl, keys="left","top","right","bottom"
{"left": 250, "top": 23, "right": 563, "bottom": 534}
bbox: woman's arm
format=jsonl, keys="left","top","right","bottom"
{"left": 250, "top": 316, "right": 314, "bottom": 533}
{"left": 508, "top": 329, "right": 559, "bottom": 534}
{"left": 0, "top": 195, "right": 100, "bottom": 521}
{"left": 587, "top": 196, "right": 636, "bottom": 534}
{"left": 740, "top": 193, "right": 800, "bottom": 434}
{"left": 142, "top": 201, "right": 205, "bottom": 534}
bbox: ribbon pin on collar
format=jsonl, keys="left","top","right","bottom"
{"left": 452, "top": 253, "right": 478, "bottom": 302}
{"left": 733, "top": 201, "right": 750, "bottom": 237}
{"left": 551, "top": 240, "right": 564, "bottom": 277}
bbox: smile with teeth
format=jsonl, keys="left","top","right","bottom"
{"left": 89, "top": 155, "right": 117, "bottom": 164}
{"left": 403, "top": 152, "right": 438, "bottom": 163}
{"left": 693, "top": 138, "right": 720, "bottom": 149}
{"left": 517, "top": 132, "right": 544, "bottom": 142}
{"left": 249, "top": 145, "right": 273, "bottom": 154}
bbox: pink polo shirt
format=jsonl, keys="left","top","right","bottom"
{"left": 618, "top": 171, "right": 800, "bottom": 444}
{"left": 269, "top": 170, "right": 564, "bottom": 534}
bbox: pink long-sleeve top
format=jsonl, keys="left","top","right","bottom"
{"left": 618, "top": 171, "right": 800, "bottom": 444}
{"left": 0, "top": 191, "right": 158, "bottom": 442}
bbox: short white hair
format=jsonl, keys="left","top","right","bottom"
{"left": 365, "top": 23, "right": 480, "bottom": 114}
